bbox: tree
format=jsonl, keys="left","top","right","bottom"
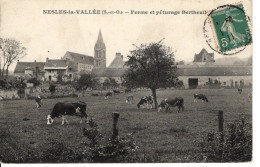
{"left": 78, "top": 73, "right": 97, "bottom": 90}
{"left": 122, "top": 41, "right": 178, "bottom": 108}
{"left": 0, "top": 38, "right": 27, "bottom": 78}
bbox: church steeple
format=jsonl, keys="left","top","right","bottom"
{"left": 94, "top": 30, "right": 106, "bottom": 68}
{"left": 97, "top": 29, "right": 103, "bottom": 43}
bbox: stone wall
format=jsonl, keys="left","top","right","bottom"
{"left": 0, "top": 90, "right": 19, "bottom": 100}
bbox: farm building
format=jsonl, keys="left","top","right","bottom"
{"left": 178, "top": 65, "right": 252, "bottom": 89}
{"left": 13, "top": 29, "right": 252, "bottom": 89}
{"left": 14, "top": 60, "right": 45, "bottom": 80}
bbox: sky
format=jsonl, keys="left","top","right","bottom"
{"left": 0, "top": 0, "right": 252, "bottom": 71}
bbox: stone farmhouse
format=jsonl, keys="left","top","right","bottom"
{"left": 14, "top": 30, "right": 252, "bottom": 89}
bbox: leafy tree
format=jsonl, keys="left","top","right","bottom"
{"left": 122, "top": 41, "right": 178, "bottom": 108}
{"left": 78, "top": 73, "right": 97, "bottom": 90}
{"left": 0, "top": 38, "right": 27, "bottom": 78}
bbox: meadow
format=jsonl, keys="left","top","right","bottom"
{"left": 0, "top": 88, "right": 252, "bottom": 163}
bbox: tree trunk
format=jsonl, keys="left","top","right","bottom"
{"left": 151, "top": 88, "right": 158, "bottom": 109}
{"left": 5, "top": 65, "right": 9, "bottom": 79}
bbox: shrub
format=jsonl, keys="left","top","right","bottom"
{"left": 17, "top": 88, "right": 25, "bottom": 94}
{"left": 49, "top": 85, "right": 56, "bottom": 95}
{"left": 82, "top": 119, "right": 138, "bottom": 162}
{"left": 199, "top": 118, "right": 252, "bottom": 162}
{"left": 27, "top": 78, "right": 40, "bottom": 87}
{"left": 40, "top": 141, "right": 83, "bottom": 163}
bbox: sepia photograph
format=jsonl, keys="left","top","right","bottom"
{"left": 0, "top": 0, "right": 255, "bottom": 164}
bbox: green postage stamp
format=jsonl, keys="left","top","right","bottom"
{"left": 209, "top": 4, "right": 252, "bottom": 53}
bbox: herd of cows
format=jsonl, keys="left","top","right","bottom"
{"left": 33, "top": 87, "right": 251, "bottom": 125}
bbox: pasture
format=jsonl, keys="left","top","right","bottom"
{"left": 0, "top": 88, "right": 252, "bottom": 162}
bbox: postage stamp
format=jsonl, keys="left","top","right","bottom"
{"left": 208, "top": 4, "right": 252, "bottom": 53}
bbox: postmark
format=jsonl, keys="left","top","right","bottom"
{"left": 203, "top": 3, "right": 252, "bottom": 55}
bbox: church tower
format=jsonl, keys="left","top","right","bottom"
{"left": 94, "top": 30, "right": 106, "bottom": 68}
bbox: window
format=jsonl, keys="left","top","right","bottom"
{"left": 223, "top": 82, "right": 226, "bottom": 85}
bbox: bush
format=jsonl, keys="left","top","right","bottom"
{"left": 199, "top": 118, "right": 252, "bottom": 162}
{"left": 49, "top": 85, "right": 56, "bottom": 95}
{"left": 27, "top": 78, "right": 40, "bottom": 87}
{"left": 82, "top": 119, "right": 138, "bottom": 162}
{"left": 17, "top": 88, "right": 25, "bottom": 94}
{"left": 40, "top": 141, "right": 83, "bottom": 163}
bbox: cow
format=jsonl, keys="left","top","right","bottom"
{"left": 158, "top": 97, "right": 184, "bottom": 113}
{"left": 248, "top": 92, "right": 252, "bottom": 102}
{"left": 104, "top": 92, "right": 112, "bottom": 99}
{"left": 125, "top": 88, "right": 131, "bottom": 94}
{"left": 126, "top": 96, "right": 134, "bottom": 104}
{"left": 47, "top": 101, "right": 87, "bottom": 125}
{"left": 137, "top": 95, "right": 153, "bottom": 109}
{"left": 238, "top": 88, "right": 243, "bottom": 94}
{"left": 35, "top": 95, "right": 42, "bottom": 108}
{"left": 113, "top": 90, "right": 121, "bottom": 94}
{"left": 194, "top": 94, "right": 208, "bottom": 102}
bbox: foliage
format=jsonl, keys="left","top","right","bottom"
{"left": 27, "top": 78, "right": 40, "bottom": 87}
{"left": 199, "top": 118, "right": 252, "bottom": 162}
{"left": 57, "top": 70, "right": 65, "bottom": 83}
{"left": 103, "top": 77, "right": 119, "bottom": 90}
{"left": 122, "top": 40, "right": 177, "bottom": 108}
{"left": 40, "top": 141, "right": 83, "bottom": 163}
{"left": 49, "top": 84, "right": 56, "bottom": 95}
{"left": 78, "top": 74, "right": 97, "bottom": 90}
{"left": 17, "top": 88, "right": 25, "bottom": 94}
{"left": 0, "top": 38, "right": 27, "bottom": 78}
{"left": 82, "top": 119, "right": 139, "bottom": 162}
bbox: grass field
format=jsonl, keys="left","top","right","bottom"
{"left": 0, "top": 88, "right": 252, "bottom": 163}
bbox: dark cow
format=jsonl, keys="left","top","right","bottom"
{"left": 137, "top": 95, "right": 153, "bottom": 109}
{"left": 194, "top": 94, "right": 208, "bottom": 102}
{"left": 125, "top": 88, "right": 131, "bottom": 94}
{"left": 126, "top": 95, "right": 134, "bottom": 104}
{"left": 248, "top": 92, "right": 252, "bottom": 102}
{"left": 47, "top": 101, "right": 87, "bottom": 125}
{"left": 105, "top": 92, "right": 112, "bottom": 99}
{"left": 113, "top": 90, "right": 121, "bottom": 94}
{"left": 158, "top": 97, "right": 184, "bottom": 113}
{"left": 35, "top": 95, "right": 42, "bottom": 108}
{"left": 238, "top": 88, "right": 242, "bottom": 94}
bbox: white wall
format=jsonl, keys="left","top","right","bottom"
{"left": 178, "top": 75, "right": 252, "bottom": 88}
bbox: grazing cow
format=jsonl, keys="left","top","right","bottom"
{"left": 126, "top": 96, "right": 134, "bottom": 104}
{"left": 158, "top": 97, "right": 184, "bottom": 113}
{"left": 35, "top": 95, "right": 42, "bottom": 108}
{"left": 113, "top": 90, "right": 120, "bottom": 94}
{"left": 125, "top": 88, "right": 131, "bottom": 94}
{"left": 47, "top": 101, "right": 87, "bottom": 125}
{"left": 137, "top": 95, "right": 153, "bottom": 109}
{"left": 194, "top": 94, "right": 208, "bottom": 102}
{"left": 105, "top": 92, "right": 112, "bottom": 99}
{"left": 238, "top": 88, "right": 243, "bottom": 94}
{"left": 248, "top": 92, "right": 252, "bottom": 102}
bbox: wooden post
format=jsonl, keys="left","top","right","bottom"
{"left": 112, "top": 112, "right": 120, "bottom": 139}
{"left": 218, "top": 111, "right": 224, "bottom": 142}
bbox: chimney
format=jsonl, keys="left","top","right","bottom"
{"left": 34, "top": 60, "right": 36, "bottom": 62}
{"left": 17, "top": 60, "right": 19, "bottom": 62}
{"left": 46, "top": 57, "right": 49, "bottom": 62}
